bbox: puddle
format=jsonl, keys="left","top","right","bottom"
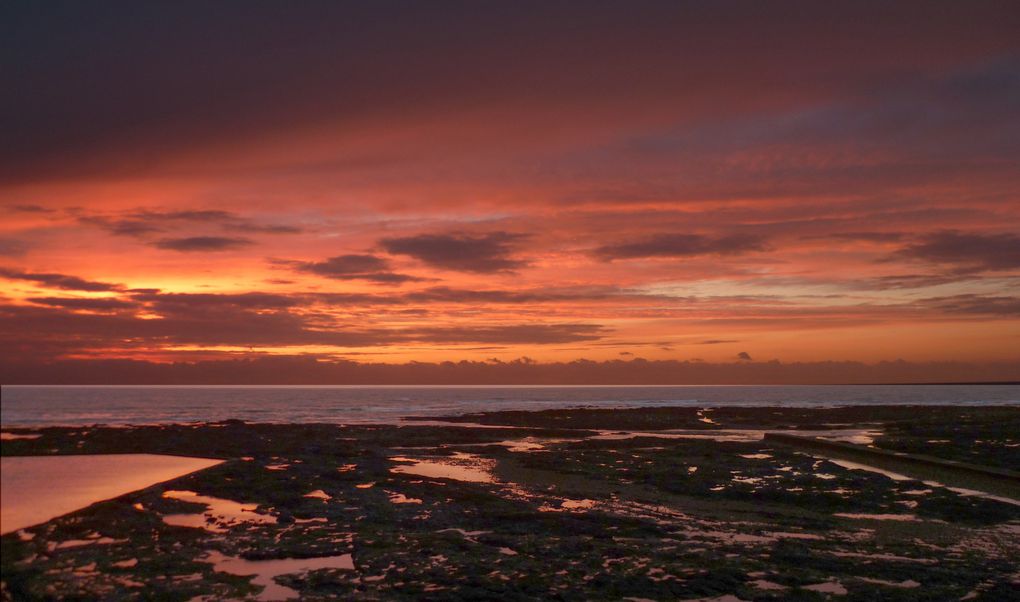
{"left": 769, "top": 531, "right": 823, "bottom": 540}
{"left": 388, "top": 492, "right": 423, "bottom": 504}
{"left": 494, "top": 438, "right": 564, "bottom": 452}
{"left": 829, "top": 551, "right": 936, "bottom": 564}
{"left": 804, "top": 580, "right": 847, "bottom": 595}
{"left": 390, "top": 453, "right": 495, "bottom": 483}
{"left": 47, "top": 535, "right": 125, "bottom": 551}
{"left": 675, "top": 529, "right": 783, "bottom": 545}
{"left": 537, "top": 498, "right": 600, "bottom": 512}
{"left": 303, "top": 490, "right": 331, "bottom": 501}
{"left": 202, "top": 550, "right": 353, "bottom": 601}
{"left": 697, "top": 410, "right": 719, "bottom": 425}
{"left": 590, "top": 428, "right": 879, "bottom": 444}
{"left": 161, "top": 490, "right": 276, "bottom": 532}
{"left": 561, "top": 499, "right": 597, "bottom": 510}
{"left": 438, "top": 528, "right": 490, "bottom": 537}
{"left": 858, "top": 577, "right": 921, "bottom": 588}
{"left": 437, "top": 528, "right": 490, "bottom": 543}
{"left": 834, "top": 513, "right": 919, "bottom": 522}
{"left": 827, "top": 458, "right": 1020, "bottom": 506}
{"left": 592, "top": 430, "right": 757, "bottom": 442}
{"left": 941, "top": 486, "right": 1020, "bottom": 507}
{"left": 1, "top": 432, "right": 41, "bottom": 441}
{"left": 827, "top": 459, "right": 913, "bottom": 481}
{"left": 1, "top": 454, "right": 223, "bottom": 534}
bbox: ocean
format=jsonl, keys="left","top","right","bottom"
{"left": 2, "top": 384, "right": 1018, "bottom": 427}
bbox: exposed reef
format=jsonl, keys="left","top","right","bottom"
{"left": 2, "top": 406, "right": 1018, "bottom": 600}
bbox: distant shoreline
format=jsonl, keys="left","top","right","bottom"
{"left": 4, "top": 381, "right": 1019, "bottom": 386}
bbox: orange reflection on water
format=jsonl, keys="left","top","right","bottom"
{"left": 1, "top": 454, "right": 222, "bottom": 534}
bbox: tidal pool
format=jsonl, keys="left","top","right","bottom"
{"left": 160, "top": 490, "right": 276, "bottom": 532}
{"left": 1, "top": 454, "right": 222, "bottom": 534}
{"left": 202, "top": 550, "right": 354, "bottom": 601}
{"left": 1, "top": 432, "right": 41, "bottom": 441}
{"left": 389, "top": 453, "right": 495, "bottom": 483}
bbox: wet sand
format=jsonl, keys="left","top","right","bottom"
{"left": 1, "top": 454, "right": 222, "bottom": 534}
{"left": 1, "top": 406, "right": 1017, "bottom": 600}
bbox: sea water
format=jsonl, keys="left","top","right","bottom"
{"left": 2, "top": 384, "right": 1017, "bottom": 427}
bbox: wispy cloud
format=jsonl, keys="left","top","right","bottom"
{"left": 897, "top": 231, "right": 1020, "bottom": 272}
{"left": 594, "top": 234, "right": 768, "bottom": 260}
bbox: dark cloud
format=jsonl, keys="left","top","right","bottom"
{"left": 291, "top": 254, "right": 420, "bottom": 284}
{"left": 698, "top": 339, "right": 740, "bottom": 345}
{"left": 0, "top": 238, "right": 29, "bottom": 257}
{"left": 5, "top": 355, "right": 1019, "bottom": 385}
{"left": 6, "top": 287, "right": 640, "bottom": 327}
{"left": 139, "top": 210, "right": 302, "bottom": 233}
{"left": 585, "top": 54, "right": 1020, "bottom": 203}
{"left": 8, "top": 204, "right": 54, "bottom": 213}
{"left": 380, "top": 232, "right": 528, "bottom": 273}
{"left": 81, "top": 210, "right": 303, "bottom": 238}
{"left": 0, "top": 302, "right": 607, "bottom": 357}
{"left": 402, "top": 285, "right": 624, "bottom": 304}
{"left": 154, "top": 236, "right": 254, "bottom": 252}
{"left": 898, "top": 231, "right": 1020, "bottom": 271}
{"left": 805, "top": 231, "right": 904, "bottom": 242}
{"left": 130, "top": 291, "right": 303, "bottom": 312}
{"left": 305, "top": 285, "right": 638, "bottom": 307}
{"left": 29, "top": 296, "right": 137, "bottom": 311}
{"left": 227, "top": 223, "right": 303, "bottom": 234}
{"left": 0, "top": 303, "right": 369, "bottom": 349}
{"left": 594, "top": 234, "right": 768, "bottom": 260}
{"left": 79, "top": 216, "right": 164, "bottom": 237}
{"left": 0, "top": 267, "right": 123, "bottom": 291}
{"left": 917, "top": 294, "right": 1020, "bottom": 317}
{"left": 412, "top": 323, "right": 605, "bottom": 345}
{"left": 146, "top": 210, "right": 235, "bottom": 222}
{"left": 857, "top": 274, "right": 963, "bottom": 290}
{"left": 736, "top": 351, "right": 753, "bottom": 361}
{"left": 3, "top": 2, "right": 1017, "bottom": 186}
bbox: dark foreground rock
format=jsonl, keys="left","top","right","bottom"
{"left": 2, "top": 406, "right": 1018, "bottom": 601}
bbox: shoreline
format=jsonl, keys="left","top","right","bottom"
{"left": 3, "top": 405, "right": 1018, "bottom": 600}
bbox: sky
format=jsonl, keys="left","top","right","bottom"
{"left": 1, "top": 1, "right": 1019, "bottom": 382}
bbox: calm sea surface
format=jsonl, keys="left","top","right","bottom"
{"left": 2, "top": 384, "right": 1018, "bottom": 427}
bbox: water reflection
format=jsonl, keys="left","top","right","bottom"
{"left": 1, "top": 454, "right": 222, "bottom": 534}
{"left": 390, "top": 453, "right": 495, "bottom": 483}
{"left": 161, "top": 490, "right": 276, "bottom": 532}
{"left": 202, "top": 550, "right": 354, "bottom": 601}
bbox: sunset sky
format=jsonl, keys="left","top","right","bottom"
{"left": 1, "top": 2, "right": 1018, "bottom": 380}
